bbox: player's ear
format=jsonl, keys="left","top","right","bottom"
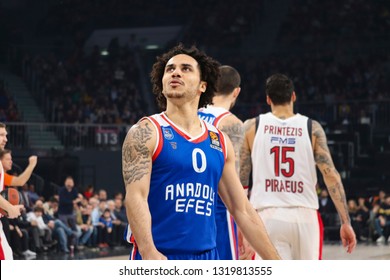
{"left": 233, "top": 87, "right": 241, "bottom": 98}
{"left": 266, "top": 95, "right": 271, "bottom": 105}
{"left": 199, "top": 81, "right": 207, "bottom": 93}
{"left": 292, "top": 91, "right": 296, "bottom": 102}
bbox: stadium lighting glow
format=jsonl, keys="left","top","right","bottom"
{"left": 145, "top": 44, "right": 159, "bottom": 50}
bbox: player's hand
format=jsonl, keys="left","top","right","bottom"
{"left": 141, "top": 249, "right": 168, "bottom": 260}
{"left": 340, "top": 223, "right": 356, "bottom": 254}
{"left": 239, "top": 239, "right": 255, "bottom": 260}
{"left": 238, "top": 230, "right": 255, "bottom": 260}
{"left": 7, "top": 204, "right": 24, "bottom": 219}
{"left": 28, "top": 155, "right": 38, "bottom": 168}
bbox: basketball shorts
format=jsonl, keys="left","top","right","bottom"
{"left": 130, "top": 247, "right": 220, "bottom": 260}
{"left": 255, "top": 207, "right": 323, "bottom": 260}
{"left": 0, "top": 220, "right": 13, "bottom": 260}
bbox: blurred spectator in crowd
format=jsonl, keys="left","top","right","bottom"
{"left": 90, "top": 197, "right": 106, "bottom": 246}
{"left": 97, "top": 189, "right": 108, "bottom": 201}
{"left": 57, "top": 176, "right": 80, "bottom": 232}
{"left": 75, "top": 199, "right": 93, "bottom": 248}
{"left": 107, "top": 199, "right": 126, "bottom": 246}
{"left": 113, "top": 197, "right": 126, "bottom": 224}
{"left": 8, "top": 212, "right": 36, "bottom": 258}
{"left": 36, "top": 199, "right": 76, "bottom": 254}
{"left": 27, "top": 184, "right": 40, "bottom": 205}
{"left": 370, "top": 189, "right": 387, "bottom": 208}
{"left": 318, "top": 188, "right": 338, "bottom": 226}
{"left": 374, "top": 195, "right": 390, "bottom": 244}
{"left": 26, "top": 206, "right": 55, "bottom": 253}
{"left": 82, "top": 184, "right": 94, "bottom": 200}
{"left": 99, "top": 209, "right": 113, "bottom": 248}
{"left": 348, "top": 198, "right": 369, "bottom": 242}
{"left": 20, "top": 184, "right": 33, "bottom": 212}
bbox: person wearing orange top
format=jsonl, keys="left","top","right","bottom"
{"left": 0, "top": 123, "right": 25, "bottom": 260}
{"left": 0, "top": 149, "right": 38, "bottom": 188}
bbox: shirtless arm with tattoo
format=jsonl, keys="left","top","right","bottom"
{"left": 122, "top": 119, "right": 167, "bottom": 260}
{"left": 238, "top": 118, "right": 258, "bottom": 259}
{"left": 218, "top": 114, "right": 256, "bottom": 259}
{"left": 218, "top": 115, "right": 244, "bottom": 172}
{"left": 312, "top": 120, "right": 356, "bottom": 253}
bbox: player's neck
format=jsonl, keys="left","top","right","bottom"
{"left": 271, "top": 105, "right": 294, "bottom": 120}
{"left": 212, "top": 96, "right": 232, "bottom": 111}
{"left": 164, "top": 105, "right": 202, "bottom": 136}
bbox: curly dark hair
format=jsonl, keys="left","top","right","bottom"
{"left": 150, "top": 43, "right": 220, "bottom": 110}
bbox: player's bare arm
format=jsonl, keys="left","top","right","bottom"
{"left": 312, "top": 120, "right": 349, "bottom": 223}
{"left": 219, "top": 119, "right": 243, "bottom": 151}
{"left": 312, "top": 120, "right": 356, "bottom": 253}
{"left": 219, "top": 135, "right": 281, "bottom": 260}
{"left": 237, "top": 118, "right": 257, "bottom": 259}
{"left": 10, "top": 155, "right": 38, "bottom": 187}
{"left": 219, "top": 116, "right": 244, "bottom": 172}
{"left": 239, "top": 118, "right": 256, "bottom": 189}
{"left": 122, "top": 121, "right": 153, "bottom": 184}
{"left": 220, "top": 116, "right": 255, "bottom": 259}
{"left": 122, "top": 120, "right": 167, "bottom": 260}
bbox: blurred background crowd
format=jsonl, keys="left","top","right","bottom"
{"left": 0, "top": 0, "right": 389, "bottom": 258}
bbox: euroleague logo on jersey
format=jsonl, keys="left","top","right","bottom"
{"left": 163, "top": 128, "right": 174, "bottom": 140}
{"left": 209, "top": 131, "right": 222, "bottom": 152}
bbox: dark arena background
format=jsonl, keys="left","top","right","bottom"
{"left": 0, "top": 0, "right": 389, "bottom": 260}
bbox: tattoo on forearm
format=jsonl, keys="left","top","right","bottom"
{"left": 314, "top": 153, "right": 333, "bottom": 167}
{"left": 239, "top": 119, "right": 255, "bottom": 186}
{"left": 220, "top": 122, "right": 244, "bottom": 172}
{"left": 239, "top": 144, "right": 252, "bottom": 186}
{"left": 313, "top": 121, "right": 334, "bottom": 169}
{"left": 328, "top": 182, "right": 350, "bottom": 224}
{"left": 122, "top": 123, "right": 153, "bottom": 184}
{"left": 313, "top": 121, "right": 350, "bottom": 223}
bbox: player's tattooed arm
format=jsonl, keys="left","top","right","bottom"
{"left": 122, "top": 121, "right": 165, "bottom": 259}
{"left": 312, "top": 120, "right": 350, "bottom": 224}
{"left": 122, "top": 121, "right": 153, "bottom": 185}
{"left": 220, "top": 119, "right": 244, "bottom": 172}
{"left": 239, "top": 118, "right": 255, "bottom": 189}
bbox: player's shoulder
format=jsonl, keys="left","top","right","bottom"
{"left": 124, "top": 116, "right": 157, "bottom": 144}
{"left": 132, "top": 114, "right": 162, "bottom": 130}
{"left": 136, "top": 116, "right": 154, "bottom": 126}
{"left": 243, "top": 117, "right": 256, "bottom": 130}
{"left": 128, "top": 118, "right": 152, "bottom": 134}
{"left": 311, "top": 119, "right": 325, "bottom": 136}
{"left": 311, "top": 119, "right": 322, "bottom": 128}
{"left": 222, "top": 113, "right": 243, "bottom": 126}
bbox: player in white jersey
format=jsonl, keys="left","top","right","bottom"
{"left": 0, "top": 123, "right": 24, "bottom": 260}
{"left": 240, "top": 74, "right": 356, "bottom": 259}
{"left": 122, "top": 44, "right": 280, "bottom": 260}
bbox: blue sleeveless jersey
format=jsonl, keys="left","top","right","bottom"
{"left": 131, "top": 113, "right": 227, "bottom": 256}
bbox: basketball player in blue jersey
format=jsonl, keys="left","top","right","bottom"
{"left": 198, "top": 65, "right": 253, "bottom": 260}
{"left": 122, "top": 44, "right": 281, "bottom": 260}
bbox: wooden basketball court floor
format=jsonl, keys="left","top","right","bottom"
{"left": 97, "top": 243, "right": 390, "bottom": 260}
